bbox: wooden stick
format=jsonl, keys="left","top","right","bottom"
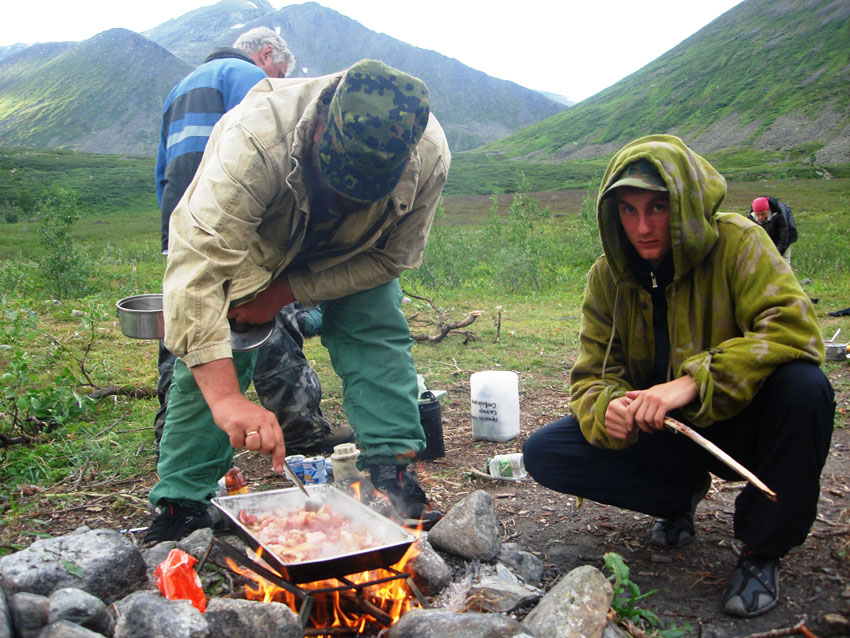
{"left": 663, "top": 417, "right": 777, "bottom": 502}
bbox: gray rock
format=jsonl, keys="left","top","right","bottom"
{"left": 498, "top": 543, "right": 544, "bottom": 586}
{"left": 48, "top": 588, "right": 113, "bottom": 636}
{"left": 177, "top": 529, "right": 213, "bottom": 561}
{"left": 428, "top": 491, "right": 501, "bottom": 561}
{"left": 9, "top": 592, "right": 49, "bottom": 638}
{"left": 602, "top": 620, "right": 630, "bottom": 638}
{"left": 38, "top": 620, "right": 105, "bottom": 638}
{"left": 0, "top": 588, "right": 11, "bottom": 638}
{"left": 112, "top": 592, "right": 207, "bottom": 638}
{"left": 386, "top": 608, "right": 535, "bottom": 638}
{"left": 466, "top": 576, "right": 542, "bottom": 613}
{"left": 523, "top": 565, "right": 613, "bottom": 638}
{"left": 204, "top": 598, "right": 301, "bottom": 638}
{"left": 0, "top": 529, "right": 146, "bottom": 604}
{"left": 141, "top": 542, "right": 177, "bottom": 572}
{"left": 411, "top": 538, "right": 452, "bottom": 596}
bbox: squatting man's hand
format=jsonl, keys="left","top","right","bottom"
{"left": 604, "top": 375, "right": 698, "bottom": 440}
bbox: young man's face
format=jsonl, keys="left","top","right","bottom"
{"left": 615, "top": 187, "right": 672, "bottom": 267}
{"left": 754, "top": 210, "right": 768, "bottom": 222}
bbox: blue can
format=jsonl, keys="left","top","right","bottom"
{"left": 285, "top": 455, "right": 305, "bottom": 482}
{"left": 302, "top": 456, "right": 327, "bottom": 484}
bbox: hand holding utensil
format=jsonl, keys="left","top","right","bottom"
{"left": 283, "top": 458, "right": 321, "bottom": 511}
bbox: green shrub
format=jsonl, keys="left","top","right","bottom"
{"left": 0, "top": 306, "right": 90, "bottom": 438}
{"left": 33, "top": 190, "right": 93, "bottom": 299}
{"left": 0, "top": 201, "right": 23, "bottom": 224}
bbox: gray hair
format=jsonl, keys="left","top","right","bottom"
{"left": 233, "top": 27, "right": 295, "bottom": 76}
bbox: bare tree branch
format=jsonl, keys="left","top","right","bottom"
{"left": 86, "top": 386, "right": 156, "bottom": 400}
{"left": 402, "top": 289, "right": 482, "bottom": 343}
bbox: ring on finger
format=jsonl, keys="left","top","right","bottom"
{"left": 245, "top": 431, "right": 259, "bottom": 437}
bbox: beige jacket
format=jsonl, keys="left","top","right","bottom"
{"left": 163, "top": 73, "right": 451, "bottom": 367}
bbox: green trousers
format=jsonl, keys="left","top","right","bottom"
{"left": 150, "top": 279, "right": 424, "bottom": 507}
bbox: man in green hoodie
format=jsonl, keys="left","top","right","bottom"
{"left": 524, "top": 135, "right": 834, "bottom": 618}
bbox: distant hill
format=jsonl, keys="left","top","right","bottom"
{"left": 476, "top": 0, "right": 850, "bottom": 167}
{"left": 142, "top": 0, "right": 276, "bottom": 64}
{"left": 536, "top": 91, "right": 575, "bottom": 107}
{"left": 0, "top": 1, "right": 565, "bottom": 155}
{"left": 0, "top": 30, "right": 192, "bottom": 155}
{"left": 144, "top": 1, "right": 567, "bottom": 151}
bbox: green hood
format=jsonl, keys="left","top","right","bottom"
{"left": 597, "top": 134, "right": 727, "bottom": 283}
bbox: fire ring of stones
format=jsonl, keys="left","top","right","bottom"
{"left": 0, "top": 490, "right": 619, "bottom": 638}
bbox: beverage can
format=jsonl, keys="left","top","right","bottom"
{"left": 485, "top": 453, "right": 527, "bottom": 479}
{"left": 302, "top": 456, "right": 327, "bottom": 484}
{"left": 285, "top": 455, "right": 305, "bottom": 481}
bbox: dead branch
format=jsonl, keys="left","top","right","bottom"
{"left": 620, "top": 617, "right": 654, "bottom": 638}
{"left": 0, "top": 432, "right": 37, "bottom": 447}
{"left": 410, "top": 309, "right": 481, "bottom": 343}
{"left": 402, "top": 288, "right": 482, "bottom": 343}
{"left": 87, "top": 386, "right": 156, "bottom": 400}
{"left": 740, "top": 618, "right": 817, "bottom": 638}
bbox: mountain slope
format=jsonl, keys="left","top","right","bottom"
{"left": 144, "top": 1, "right": 567, "bottom": 151}
{"left": 142, "top": 0, "right": 276, "bottom": 64}
{"left": 478, "top": 0, "right": 850, "bottom": 165}
{"left": 0, "top": 30, "right": 193, "bottom": 154}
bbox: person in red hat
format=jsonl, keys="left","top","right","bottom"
{"left": 750, "top": 197, "right": 793, "bottom": 265}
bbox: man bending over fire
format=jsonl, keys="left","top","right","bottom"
{"left": 145, "top": 59, "right": 450, "bottom": 543}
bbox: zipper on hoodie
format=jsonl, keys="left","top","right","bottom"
{"left": 650, "top": 271, "right": 658, "bottom": 288}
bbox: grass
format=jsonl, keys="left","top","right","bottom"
{"left": 0, "top": 172, "right": 848, "bottom": 549}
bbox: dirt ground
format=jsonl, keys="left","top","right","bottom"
{"left": 3, "top": 364, "right": 848, "bottom": 638}
{"left": 410, "top": 374, "right": 850, "bottom": 638}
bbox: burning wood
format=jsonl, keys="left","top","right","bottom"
{"left": 223, "top": 535, "right": 423, "bottom": 635}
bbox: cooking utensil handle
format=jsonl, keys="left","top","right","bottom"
{"left": 284, "top": 459, "right": 310, "bottom": 498}
{"left": 663, "top": 417, "right": 777, "bottom": 502}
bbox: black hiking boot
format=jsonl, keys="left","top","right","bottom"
{"left": 143, "top": 500, "right": 212, "bottom": 544}
{"left": 369, "top": 464, "right": 442, "bottom": 530}
{"left": 650, "top": 474, "right": 711, "bottom": 548}
{"left": 720, "top": 549, "right": 780, "bottom": 617}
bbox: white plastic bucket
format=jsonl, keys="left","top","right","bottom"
{"left": 470, "top": 371, "right": 520, "bottom": 442}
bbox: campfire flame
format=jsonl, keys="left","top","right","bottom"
{"left": 226, "top": 481, "right": 422, "bottom": 635}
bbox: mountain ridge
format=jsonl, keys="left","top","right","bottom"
{"left": 0, "top": 1, "right": 566, "bottom": 155}
{"left": 476, "top": 0, "right": 850, "bottom": 166}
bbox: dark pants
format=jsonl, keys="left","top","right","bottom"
{"left": 154, "top": 304, "right": 332, "bottom": 453}
{"left": 523, "top": 362, "right": 834, "bottom": 557}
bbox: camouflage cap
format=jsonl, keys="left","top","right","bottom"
{"left": 602, "top": 159, "right": 668, "bottom": 198}
{"left": 319, "top": 59, "right": 430, "bottom": 202}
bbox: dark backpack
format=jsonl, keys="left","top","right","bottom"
{"left": 766, "top": 197, "right": 798, "bottom": 244}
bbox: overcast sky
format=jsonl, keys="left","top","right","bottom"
{"left": 3, "top": 0, "right": 743, "bottom": 102}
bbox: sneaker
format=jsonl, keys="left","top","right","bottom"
{"left": 650, "top": 474, "right": 710, "bottom": 548}
{"left": 720, "top": 550, "right": 780, "bottom": 617}
{"left": 370, "top": 464, "right": 442, "bottom": 530}
{"left": 288, "top": 423, "right": 356, "bottom": 456}
{"left": 143, "top": 500, "right": 212, "bottom": 544}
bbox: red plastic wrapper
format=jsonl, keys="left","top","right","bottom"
{"left": 154, "top": 548, "right": 207, "bottom": 612}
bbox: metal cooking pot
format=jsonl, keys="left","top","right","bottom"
{"left": 115, "top": 293, "right": 275, "bottom": 351}
{"left": 115, "top": 294, "right": 165, "bottom": 339}
{"left": 825, "top": 342, "right": 848, "bottom": 362}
